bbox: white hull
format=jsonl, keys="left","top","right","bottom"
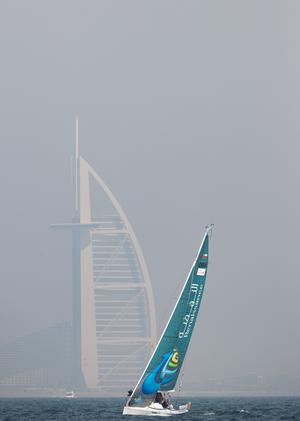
{"left": 64, "top": 391, "right": 75, "bottom": 398}
{"left": 123, "top": 403, "right": 189, "bottom": 417}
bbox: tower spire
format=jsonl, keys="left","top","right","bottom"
{"left": 74, "top": 115, "right": 79, "bottom": 219}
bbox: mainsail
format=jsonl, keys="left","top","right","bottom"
{"left": 127, "top": 226, "right": 212, "bottom": 408}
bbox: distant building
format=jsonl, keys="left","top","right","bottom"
{"left": 0, "top": 118, "right": 157, "bottom": 394}
{"left": 0, "top": 324, "right": 72, "bottom": 389}
{"left": 52, "top": 118, "right": 157, "bottom": 391}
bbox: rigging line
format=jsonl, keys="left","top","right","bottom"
{"left": 158, "top": 273, "right": 187, "bottom": 339}
{"left": 158, "top": 243, "right": 198, "bottom": 335}
{"left": 176, "top": 230, "right": 211, "bottom": 402}
{"left": 175, "top": 361, "right": 185, "bottom": 408}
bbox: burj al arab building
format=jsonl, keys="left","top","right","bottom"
{"left": 52, "top": 118, "right": 157, "bottom": 392}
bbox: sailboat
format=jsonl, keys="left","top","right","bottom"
{"left": 123, "top": 225, "right": 213, "bottom": 416}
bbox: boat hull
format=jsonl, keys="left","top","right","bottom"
{"left": 123, "top": 404, "right": 189, "bottom": 417}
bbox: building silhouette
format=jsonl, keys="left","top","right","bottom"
{"left": 0, "top": 324, "right": 72, "bottom": 389}
{"left": 0, "top": 118, "right": 157, "bottom": 394}
{"left": 53, "top": 117, "right": 157, "bottom": 391}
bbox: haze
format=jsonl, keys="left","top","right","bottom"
{"left": 0, "top": 1, "right": 298, "bottom": 392}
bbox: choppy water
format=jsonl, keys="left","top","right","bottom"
{"left": 0, "top": 397, "right": 299, "bottom": 420}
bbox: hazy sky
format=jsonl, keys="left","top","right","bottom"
{"left": 0, "top": 1, "right": 298, "bottom": 385}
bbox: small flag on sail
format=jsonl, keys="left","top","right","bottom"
{"left": 201, "top": 253, "right": 208, "bottom": 260}
{"left": 197, "top": 267, "right": 206, "bottom": 276}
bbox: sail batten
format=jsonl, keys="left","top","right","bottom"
{"left": 127, "top": 226, "right": 212, "bottom": 408}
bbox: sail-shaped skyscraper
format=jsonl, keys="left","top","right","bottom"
{"left": 52, "top": 118, "right": 156, "bottom": 392}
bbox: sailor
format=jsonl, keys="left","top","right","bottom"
{"left": 154, "top": 392, "right": 163, "bottom": 404}
{"left": 127, "top": 389, "right": 133, "bottom": 397}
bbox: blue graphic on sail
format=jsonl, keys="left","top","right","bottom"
{"left": 141, "top": 349, "right": 180, "bottom": 394}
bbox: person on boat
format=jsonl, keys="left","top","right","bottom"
{"left": 127, "top": 389, "right": 133, "bottom": 397}
{"left": 154, "top": 392, "right": 171, "bottom": 409}
{"left": 154, "top": 392, "right": 163, "bottom": 404}
{"left": 163, "top": 394, "right": 171, "bottom": 409}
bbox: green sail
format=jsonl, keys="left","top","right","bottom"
{"left": 128, "top": 227, "right": 211, "bottom": 407}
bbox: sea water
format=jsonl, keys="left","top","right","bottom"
{"left": 0, "top": 397, "right": 299, "bottom": 420}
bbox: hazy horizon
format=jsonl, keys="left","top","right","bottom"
{"left": 0, "top": 1, "right": 299, "bottom": 392}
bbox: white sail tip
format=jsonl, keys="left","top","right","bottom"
{"left": 205, "top": 224, "right": 214, "bottom": 234}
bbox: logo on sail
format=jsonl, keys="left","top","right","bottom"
{"left": 197, "top": 267, "right": 206, "bottom": 276}
{"left": 141, "top": 349, "right": 180, "bottom": 395}
{"left": 178, "top": 282, "right": 204, "bottom": 339}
